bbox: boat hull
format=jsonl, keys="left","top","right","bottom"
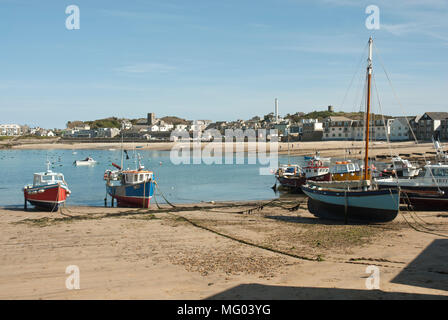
{"left": 377, "top": 184, "right": 448, "bottom": 210}
{"left": 302, "top": 185, "right": 400, "bottom": 222}
{"left": 107, "top": 180, "right": 155, "bottom": 208}
{"left": 75, "top": 161, "right": 96, "bottom": 166}
{"left": 24, "top": 184, "right": 69, "bottom": 211}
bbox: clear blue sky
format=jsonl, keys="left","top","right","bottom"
{"left": 0, "top": 0, "right": 447, "bottom": 128}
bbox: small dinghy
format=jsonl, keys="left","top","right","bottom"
{"left": 74, "top": 157, "right": 97, "bottom": 166}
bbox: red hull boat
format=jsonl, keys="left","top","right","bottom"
{"left": 23, "top": 163, "right": 71, "bottom": 211}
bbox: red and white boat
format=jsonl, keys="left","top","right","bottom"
{"left": 23, "top": 162, "right": 71, "bottom": 211}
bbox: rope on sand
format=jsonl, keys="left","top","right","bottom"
{"left": 165, "top": 211, "right": 318, "bottom": 262}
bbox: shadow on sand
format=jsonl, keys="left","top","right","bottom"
{"left": 391, "top": 239, "right": 448, "bottom": 292}
{"left": 206, "top": 283, "right": 447, "bottom": 300}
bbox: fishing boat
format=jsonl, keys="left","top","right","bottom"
{"left": 104, "top": 155, "right": 156, "bottom": 208}
{"left": 301, "top": 37, "right": 400, "bottom": 223}
{"left": 23, "top": 162, "right": 71, "bottom": 211}
{"left": 379, "top": 156, "right": 420, "bottom": 178}
{"left": 74, "top": 157, "right": 97, "bottom": 166}
{"left": 275, "top": 158, "right": 331, "bottom": 192}
{"left": 304, "top": 151, "right": 331, "bottom": 163}
{"left": 376, "top": 163, "right": 448, "bottom": 209}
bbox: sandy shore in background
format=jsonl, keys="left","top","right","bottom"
{"left": 1, "top": 201, "right": 447, "bottom": 299}
{"left": 2, "top": 139, "right": 442, "bottom": 159}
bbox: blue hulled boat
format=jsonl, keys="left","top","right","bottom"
{"left": 104, "top": 159, "right": 156, "bottom": 208}
{"left": 302, "top": 184, "right": 400, "bottom": 222}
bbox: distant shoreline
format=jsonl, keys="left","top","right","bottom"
{"left": 0, "top": 138, "right": 441, "bottom": 161}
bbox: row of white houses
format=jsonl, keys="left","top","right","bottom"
{"left": 0, "top": 124, "right": 21, "bottom": 136}
{"left": 322, "top": 116, "right": 412, "bottom": 141}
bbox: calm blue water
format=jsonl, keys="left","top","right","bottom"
{"left": 0, "top": 149, "right": 309, "bottom": 207}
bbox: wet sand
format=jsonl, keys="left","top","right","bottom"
{"left": 0, "top": 200, "right": 447, "bottom": 299}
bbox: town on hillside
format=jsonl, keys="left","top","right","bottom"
{"left": 2, "top": 105, "right": 448, "bottom": 143}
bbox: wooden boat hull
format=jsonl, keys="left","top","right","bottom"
{"left": 24, "top": 184, "right": 69, "bottom": 211}
{"left": 107, "top": 180, "right": 155, "bottom": 208}
{"left": 301, "top": 185, "right": 400, "bottom": 222}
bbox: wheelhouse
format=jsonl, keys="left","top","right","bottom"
{"left": 121, "top": 170, "right": 154, "bottom": 185}
{"left": 33, "top": 171, "right": 65, "bottom": 187}
{"left": 330, "top": 161, "right": 360, "bottom": 174}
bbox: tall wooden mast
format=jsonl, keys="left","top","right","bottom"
{"left": 364, "top": 37, "right": 373, "bottom": 181}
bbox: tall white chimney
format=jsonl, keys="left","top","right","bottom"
{"left": 275, "top": 98, "right": 279, "bottom": 123}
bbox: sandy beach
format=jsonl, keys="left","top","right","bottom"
{"left": 1, "top": 200, "right": 447, "bottom": 299}
{"left": 1, "top": 138, "right": 443, "bottom": 161}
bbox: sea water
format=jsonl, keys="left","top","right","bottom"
{"left": 0, "top": 149, "right": 309, "bottom": 207}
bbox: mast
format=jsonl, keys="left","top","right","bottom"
{"left": 120, "top": 131, "right": 124, "bottom": 170}
{"left": 287, "top": 129, "right": 290, "bottom": 165}
{"left": 364, "top": 37, "right": 373, "bottom": 181}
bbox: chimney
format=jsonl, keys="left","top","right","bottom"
{"left": 275, "top": 98, "right": 279, "bottom": 123}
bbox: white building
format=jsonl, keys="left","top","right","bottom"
{"left": 158, "top": 123, "right": 174, "bottom": 132}
{"left": 389, "top": 117, "right": 411, "bottom": 141}
{"left": 174, "top": 124, "right": 188, "bottom": 131}
{"left": 121, "top": 120, "right": 132, "bottom": 130}
{"left": 322, "top": 116, "right": 354, "bottom": 140}
{"left": 190, "top": 120, "right": 211, "bottom": 132}
{"left": 96, "top": 128, "right": 120, "bottom": 138}
{"left": 323, "top": 117, "right": 392, "bottom": 141}
{"left": 0, "top": 124, "right": 21, "bottom": 136}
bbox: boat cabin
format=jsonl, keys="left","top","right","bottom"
{"left": 33, "top": 171, "right": 65, "bottom": 187}
{"left": 426, "top": 164, "right": 448, "bottom": 181}
{"left": 121, "top": 170, "right": 154, "bottom": 185}
{"left": 330, "top": 161, "right": 360, "bottom": 174}
{"left": 277, "top": 165, "right": 302, "bottom": 176}
{"left": 303, "top": 160, "right": 330, "bottom": 178}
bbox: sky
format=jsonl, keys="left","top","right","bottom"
{"left": 0, "top": 0, "right": 447, "bottom": 128}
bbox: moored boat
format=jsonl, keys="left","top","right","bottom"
{"left": 104, "top": 157, "right": 156, "bottom": 208}
{"left": 379, "top": 156, "right": 420, "bottom": 178}
{"left": 275, "top": 158, "right": 331, "bottom": 192}
{"left": 74, "top": 157, "right": 97, "bottom": 166}
{"left": 301, "top": 37, "right": 400, "bottom": 223}
{"left": 330, "top": 160, "right": 369, "bottom": 181}
{"left": 23, "top": 162, "right": 71, "bottom": 211}
{"left": 302, "top": 183, "right": 400, "bottom": 222}
{"left": 376, "top": 163, "right": 448, "bottom": 210}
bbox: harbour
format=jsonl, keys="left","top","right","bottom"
{"left": 1, "top": 0, "right": 447, "bottom": 303}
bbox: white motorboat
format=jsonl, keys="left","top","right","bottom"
{"left": 74, "top": 157, "right": 97, "bottom": 166}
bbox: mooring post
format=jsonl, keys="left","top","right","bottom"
{"left": 344, "top": 191, "right": 348, "bottom": 225}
